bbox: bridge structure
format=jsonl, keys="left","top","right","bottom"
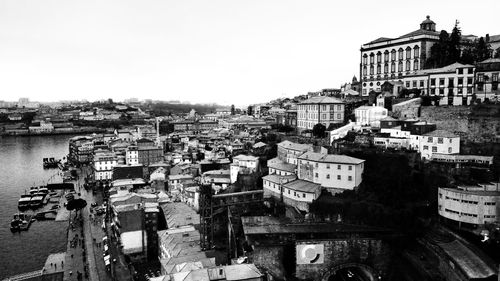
{"left": 199, "top": 186, "right": 264, "bottom": 250}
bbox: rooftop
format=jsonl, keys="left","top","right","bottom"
{"left": 299, "top": 96, "right": 344, "bottom": 104}
{"left": 438, "top": 240, "right": 497, "bottom": 279}
{"left": 160, "top": 202, "right": 200, "bottom": 228}
{"left": 299, "top": 151, "right": 365, "bottom": 165}
{"left": 277, "top": 140, "right": 312, "bottom": 152}
{"left": 422, "top": 129, "right": 458, "bottom": 138}
{"left": 283, "top": 179, "right": 321, "bottom": 193}
{"left": 121, "top": 230, "right": 147, "bottom": 255}
{"left": 268, "top": 161, "right": 297, "bottom": 173}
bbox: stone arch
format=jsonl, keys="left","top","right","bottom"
{"left": 322, "top": 263, "right": 378, "bottom": 281}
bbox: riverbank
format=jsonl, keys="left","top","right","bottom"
{"left": 1, "top": 127, "right": 110, "bottom": 137}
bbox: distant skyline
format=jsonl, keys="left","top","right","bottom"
{"left": 1, "top": 0, "right": 499, "bottom": 107}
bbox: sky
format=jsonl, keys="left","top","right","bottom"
{"left": 0, "top": 0, "right": 499, "bottom": 107}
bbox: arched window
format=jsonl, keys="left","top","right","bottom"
{"left": 391, "top": 49, "right": 396, "bottom": 61}
{"left": 384, "top": 63, "right": 389, "bottom": 73}
{"left": 413, "top": 45, "right": 420, "bottom": 58}
{"left": 362, "top": 66, "right": 367, "bottom": 76}
{"left": 406, "top": 60, "right": 411, "bottom": 71}
{"left": 384, "top": 50, "right": 389, "bottom": 62}
{"left": 376, "top": 52, "right": 382, "bottom": 63}
{"left": 406, "top": 46, "right": 412, "bottom": 59}
{"left": 414, "top": 59, "right": 419, "bottom": 70}
{"left": 377, "top": 64, "right": 381, "bottom": 74}
{"left": 398, "top": 48, "right": 404, "bottom": 60}
{"left": 391, "top": 62, "right": 395, "bottom": 73}
{"left": 363, "top": 54, "right": 368, "bottom": 65}
{"left": 398, "top": 61, "right": 403, "bottom": 72}
{"left": 369, "top": 53, "right": 374, "bottom": 64}
{"left": 370, "top": 65, "right": 374, "bottom": 75}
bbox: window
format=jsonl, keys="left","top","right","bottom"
{"left": 406, "top": 61, "right": 411, "bottom": 71}
{"left": 398, "top": 62, "right": 403, "bottom": 72}
{"left": 326, "top": 164, "right": 330, "bottom": 169}
{"left": 406, "top": 81, "right": 410, "bottom": 88}
{"left": 432, "top": 146, "right": 437, "bottom": 152}
{"left": 398, "top": 48, "right": 403, "bottom": 60}
{"left": 384, "top": 63, "right": 388, "bottom": 73}
{"left": 377, "top": 52, "right": 381, "bottom": 63}
{"left": 437, "top": 137, "right": 443, "bottom": 144}
{"left": 315, "top": 173, "right": 318, "bottom": 178}
{"left": 337, "top": 175, "right": 341, "bottom": 180}
{"left": 467, "top": 87, "right": 472, "bottom": 94}
{"left": 377, "top": 64, "right": 381, "bottom": 74}
{"left": 467, "top": 77, "right": 473, "bottom": 85}
{"left": 337, "top": 165, "right": 341, "bottom": 170}
{"left": 348, "top": 176, "right": 352, "bottom": 181}
{"left": 406, "top": 47, "right": 411, "bottom": 59}
{"left": 369, "top": 53, "right": 374, "bottom": 64}
{"left": 458, "top": 68, "right": 463, "bottom": 74}
{"left": 448, "top": 147, "right": 452, "bottom": 153}
{"left": 420, "top": 80, "right": 424, "bottom": 87}
{"left": 384, "top": 51, "right": 389, "bottom": 62}
{"left": 439, "top": 88, "right": 444, "bottom": 95}
{"left": 391, "top": 63, "right": 395, "bottom": 73}
{"left": 478, "top": 74, "right": 484, "bottom": 82}
{"left": 362, "top": 66, "right": 367, "bottom": 76}
{"left": 315, "top": 163, "right": 318, "bottom": 168}
{"left": 493, "top": 82, "right": 498, "bottom": 91}
{"left": 493, "top": 73, "right": 499, "bottom": 82}
{"left": 414, "top": 59, "right": 419, "bottom": 70}
{"left": 348, "top": 165, "right": 352, "bottom": 171}
{"left": 458, "top": 78, "right": 463, "bottom": 85}
{"left": 363, "top": 55, "right": 367, "bottom": 65}
{"left": 414, "top": 46, "right": 420, "bottom": 58}
{"left": 337, "top": 114, "right": 341, "bottom": 119}
{"left": 303, "top": 193, "right": 306, "bottom": 198}
{"left": 448, "top": 78, "right": 454, "bottom": 88}
{"left": 423, "top": 145, "right": 429, "bottom": 150}
{"left": 326, "top": 174, "right": 330, "bottom": 179}
{"left": 427, "top": 137, "right": 433, "bottom": 142}
{"left": 413, "top": 81, "right": 417, "bottom": 88}
{"left": 431, "top": 78, "right": 436, "bottom": 86}
{"left": 370, "top": 66, "right": 374, "bottom": 75}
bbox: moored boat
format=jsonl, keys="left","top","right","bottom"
{"left": 10, "top": 213, "right": 33, "bottom": 232}
{"left": 18, "top": 195, "right": 32, "bottom": 209}
{"left": 29, "top": 195, "right": 44, "bottom": 209}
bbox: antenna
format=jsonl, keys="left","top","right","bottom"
{"left": 455, "top": 19, "right": 460, "bottom": 28}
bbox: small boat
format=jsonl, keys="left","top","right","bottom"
{"left": 18, "top": 195, "right": 32, "bottom": 209}
{"left": 29, "top": 195, "right": 44, "bottom": 209}
{"left": 10, "top": 213, "right": 33, "bottom": 232}
{"left": 43, "top": 157, "right": 60, "bottom": 169}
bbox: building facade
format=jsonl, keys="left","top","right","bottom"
{"left": 438, "top": 184, "right": 500, "bottom": 228}
{"left": 360, "top": 16, "right": 440, "bottom": 95}
{"left": 418, "top": 130, "right": 460, "bottom": 159}
{"left": 93, "top": 150, "right": 118, "bottom": 181}
{"left": 354, "top": 105, "right": 388, "bottom": 126}
{"left": 475, "top": 58, "right": 500, "bottom": 101}
{"left": 297, "top": 97, "right": 345, "bottom": 131}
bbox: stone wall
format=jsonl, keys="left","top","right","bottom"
{"left": 250, "top": 245, "right": 286, "bottom": 278}
{"left": 420, "top": 104, "right": 500, "bottom": 143}
{"left": 295, "top": 238, "right": 392, "bottom": 281}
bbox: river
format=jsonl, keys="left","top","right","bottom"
{"left": 0, "top": 135, "right": 72, "bottom": 279}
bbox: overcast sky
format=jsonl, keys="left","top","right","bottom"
{"left": 0, "top": 0, "right": 498, "bottom": 106}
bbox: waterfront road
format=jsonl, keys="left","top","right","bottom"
{"left": 75, "top": 167, "right": 111, "bottom": 281}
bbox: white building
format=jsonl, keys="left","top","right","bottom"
{"left": 276, "top": 140, "right": 314, "bottom": 165}
{"left": 297, "top": 96, "right": 345, "bottom": 131}
{"left": 229, "top": 154, "right": 259, "bottom": 183}
{"left": 93, "top": 150, "right": 118, "bottom": 181}
{"left": 425, "top": 62, "right": 475, "bottom": 106}
{"left": 354, "top": 105, "right": 388, "bottom": 126}
{"left": 28, "top": 121, "right": 54, "bottom": 134}
{"left": 419, "top": 130, "right": 460, "bottom": 159}
{"left": 360, "top": 16, "right": 440, "bottom": 95}
{"left": 262, "top": 174, "right": 320, "bottom": 212}
{"left": 438, "top": 183, "right": 500, "bottom": 228}
{"left": 297, "top": 151, "right": 365, "bottom": 194}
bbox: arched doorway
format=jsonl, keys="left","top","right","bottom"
{"left": 323, "top": 263, "right": 378, "bottom": 281}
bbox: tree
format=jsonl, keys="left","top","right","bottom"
{"left": 231, "top": 104, "right": 235, "bottom": 115}
{"left": 449, "top": 26, "right": 462, "bottom": 63}
{"left": 312, "top": 123, "right": 326, "bottom": 138}
{"left": 247, "top": 106, "right": 253, "bottom": 116}
{"left": 475, "top": 37, "right": 492, "bottom": 62}
{"left": 66, "top": 198, "right": 88, "bottom": 217}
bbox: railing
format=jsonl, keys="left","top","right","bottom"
{"left": 2, "top": 270, "right": 43, "bottom": 281}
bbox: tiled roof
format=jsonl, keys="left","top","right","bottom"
{"left": 299, "top": 96, "right": 344, "bottom": 104}
{"left": 283, "top": 179, "right": 321, "bottom": 193}
{"left": 397, "top": 28, "right": 439, "bottom": 39}
{"left": 268, "top": 161, "right": 296, "bottom": 172}
{"left": 298, "top": 151, "right": 365, "bottom": 165}
{"left": 262, "top": 174, "right": 296, "bottom": 184}
{"left": 422, "top": 130, "right": 458, "bottom": 138}
{"left": 479, "top": 58, "right": 500, "bottom": 64}
{"left": 423, "top": 62, "right": 474, "bottom": 74}
{"left": 277, "top": 140, "right": 312, "bottom": 152}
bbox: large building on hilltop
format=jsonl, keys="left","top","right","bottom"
{"left": 360, "top": 16, "right": 440, "bottom": 95}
